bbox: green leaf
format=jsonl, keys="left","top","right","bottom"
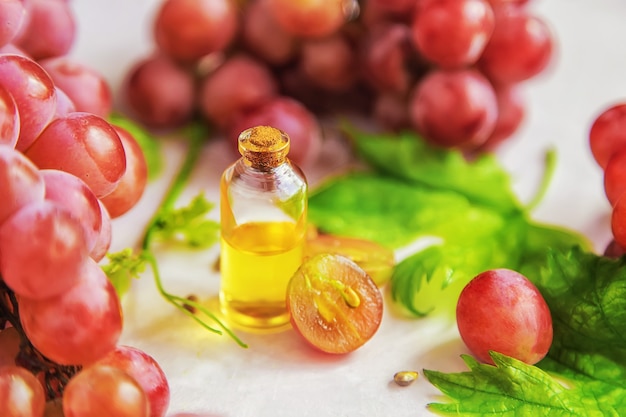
{"left": 101, "top": 248, "right": 147, "bottom": 297}
{"left": 424, "top": 351, "right": 623, "bottom": 416}
{"left": 344, "top": 126, "right": 522, "bottom": 214}
{"left": 151, "top": 193, "right": 220, "bottom": 248}
{"left": 108, "top": 113, "right": 163, "bottom": 180}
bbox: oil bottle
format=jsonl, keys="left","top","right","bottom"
{"left": 219, "top": 126, "right": 308, "bottom": 332}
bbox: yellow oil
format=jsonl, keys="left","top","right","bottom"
{"left": 220, "top": 221, "right": 304, "bottom": 332}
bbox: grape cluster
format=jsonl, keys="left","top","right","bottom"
{"left": 0, "top": 2, "right": 169, "bottom": 416}
{"left": 121, "top": 0, "right": 554, "bottom": 168}
{"left": 589, "top": 103, "right": 626, "bottom": 256}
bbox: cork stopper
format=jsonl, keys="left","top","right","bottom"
{"left": 238, "top": 126, "right": 290, "bottom": 169}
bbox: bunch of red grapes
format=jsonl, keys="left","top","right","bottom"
{"left": 122, "top": 0, "right": 554, "bottom": 168}
{"left": 589, "top": 104, "right": 626, "bottom": 256}
{"left": 0, "top": 1, "right": 170, "bottom": 416}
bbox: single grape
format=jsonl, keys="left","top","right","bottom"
{"left": 99, "top": 126, "right": 148, "bottom": 218}
{"left": 39, "top": 57, "right": 113, "bottom": 117}
{"left": 198, "top": 54, "right": 278, "bottom": 129}
{"left": 0, "top": 327, "right": 20, "bottom": 367}
{"left": 0, "top": 0, "right": 25, "bottom": 48}
{"left": 41, "top": 169, "right": 102, "bottom": 251}
{"left": 228, "top": 96, "right": 323, "bottom": 168}
{"left": 0, "top": 365, "right": 46, "bottom": 417}
{"left": 589, "top": 103, "right": 626, "bottom": 169}
{"left": 0, "top": 83, "right": 20, "bottom": 147}
{"left": 267, "top": 0, "right": 358, "bottom": 38}
{"left": 25, "top": 112, "right": 126, "bottom": 198}
{"left": 89, "top": 200, "right": 112, "bottom": 262}
{"left": 96, "top": 346, "right": 170, "bottom": 417}
{"left": 287, "top": 253, "right": 384, "bottom": 354}
{"left": 298, "top": 33, "right": 357, "bottom": 92}
{"left": 476, "top": 84, "right": 525, "bottom": 151}
{"left": 408, "top": 68, "right": 498, "bottom": 147}
{"left": 0, "top": 144, "right": 45, "bottom": 225}
{"left": 411, "top": 0, "right": 495, "bottom": 69}
{"left": 53, "top": 86, "right": 77, "bottom": 118}
{"left": 0, "top": 54, "right": 57, "bottom": 151}
{"left": 0, "top": 200, "right": 87, "bottom": 299}
{"left": 478, "top": 4, "right": 553, "bottom": 84}
{"left": 63, "top": 365, "right": 149, "bottom": 417}
{"left": 240, "top": 0, "right": 298, "bottom": 66}
{"left": 123, "top": 54, "right": 196, "bottom": 129}
{"left": 456, "top": 268, "right": 553, "bottom": 365}
{"left": 605, "top": 149, "right": 626, "bottom": 206}
{"left": 13, "top": 0, "right": 76, "bottom": 60}
{"left": 360, "top": 22, "right": 413, "bottom": 94}
{"left": 19, "top": 257, "right": 123, "bottom": 365}
{"left": 153, "top": 0, "right": 238, "bottom": 63}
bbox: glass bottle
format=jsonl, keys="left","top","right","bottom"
{"left": 219, "top": 125, "right": 308, "bottom": 332}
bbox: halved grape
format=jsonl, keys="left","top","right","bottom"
{"left": 286, "top": 253, "right": 384, "bottom": 354}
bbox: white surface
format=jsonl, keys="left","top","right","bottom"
{"left": 67, "top": 1, "right": 625, "bottom": 416}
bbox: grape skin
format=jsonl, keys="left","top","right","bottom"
{"left": 0, "top": 365, "right": 46, "bottom": 417}
{"left": 89, "top": 200, "right": 112, "bottom": 262}
{"left": 589, "top": 103, "right": 626, "bottom": 169}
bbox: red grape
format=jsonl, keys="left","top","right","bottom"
{"left": 41, "top": 169, "right": 103, "bottom": 251}
{"left": 153, "top": 0, "right": 238, "bottom": 63}
{"left": 478, "top": 4, "right": 553, "bottom": 84}
{"left": 63, "top": 365, "right": 150, "bottom": 417}
{"left": 228, "top": 96, "right": 323, "bottom": 167}
{"left": 13, "top": 0, "right": 76, "bottom": 60}
{"left": 100, "top": 126, "right": 148, "bottom": 218}
{"left": 0, "top": 0, "right": 26, "bottom": 47}
{"left": 25, "top": 112, "right": 126, "bottom": 198}
{"left": 604, "top": 149, "right": 626, "bottom": 207}
{"left": 123, "top": 54, "right": 196, "bottom": 129}
{"left": 53, "top": 86, "right": 77, "bottom": 118}
{"left": 589, "top": 103, "right": 626, "bottom": 169}
{"left": 409, "top": 68, "right": 498, "bottom": 147}
{"left": 0, "top": 327, "right": 20, "bottom": 367}
{"left": 0, "top": 365, "right": 46, "bottom": 417}
{"left": 0, "top": 54, "right": 57, "bottom": 151}
{"left": 477, "top": 84, "right": 525, "bottom": 151}
{"left": 19, "top": 257, "right": 123, "bottom": 365}
{"left": 267, "top": 0, "right": 357, "bottom": 38}
{"left": 411, "top": 0, "right": 495, "bottom": 69}
{"left": 39, "top": 57, "right": 113, "bottom": 117}
{"left": 612, "top": 196, "right": 626, "bottom": 249}
{"left": 456, "top": 268, "right": 553, "bottom": 365}
{"left": 0, "top": 144, "right": 45, "bottom": 225}
{"left": 89, "top": 200, "right": 112, "bottom": 262}
{"left": 198, "top": 54, "right": 278, "bottom": 129}
{"left": 0, "top": 83, "right": 19, "bottom": 147}
{"left": 0, "top": 201, "right": 87, "bottom": 300}
{"left": 96, "top": 346, "right": 170, "bottom": 417}
{"left": 298, "top": 33, "right": 357, "bottom": 91}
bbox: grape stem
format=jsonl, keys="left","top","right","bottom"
{"left": 138, "top": 123, "right": 247, "bottom": 348}
{"left": 525, "top": 147, "right": 557, "bottom": 212}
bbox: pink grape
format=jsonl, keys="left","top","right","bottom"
{"left": 409, "top": 68, "right": 498, "bottom": 147}
{"left": 0, "top": 144, "right": 45, "bottom": 224}
{"left": 240, "top": 0, "right": 297, "bottom": 66}
{"left": 63, "top": 365, "right": 149, "bottom": 417}
{"left": 0, "top": 201, "right": 87, "bottom": 299}
{"left": 154, "top": 0, "right": 238, "bottom": 63}
{"left": 198, "top": 54, "right": 278, "bottom": 129}
{"left": 589, "top": 103, "right": 626, "bottom": 169}
{"left": 456, "top": 268, "right": 553, "bottom": 365}
{"left": 53, "top": 86, "right": 77, "bottom": 118}
{"left": 0, "top": 54, "right": 57, "bottom": 151}
{"left": 0, "top": 0, "right": 25, "bottom": 48}
{"left": 25, "top": 112, "right": 126, "bottom": 198}
{"left": 0, "top": 83, "right": 19, "bottom": 147}
{"left": 478, "top": 4, "right": 553, "bottom": 84}
{"left": 100, "top": 126, "right": 148, "bottom": 218}
{"left": 39, "top": 57, "right": 113, "bottom": 117}
{"left": 123, "top": 54, "right": 195, "bottom": 129}
{"left": 411, "top": 0, "right": 495, "bottom": 69}
{"left": 13, "top": 0, "right": 76, "bottom": 60}
{"left": 267, "top": 0, "right": 357, "bottom": 38}
{"left": 228, "top": 96, "right": 323, "bottom": 167}
{"left": 89, "top": 200, "right": 112, "bottom": 262}
{"left": 96, "top": 346, "right": 170, "bottom": 417}
{"left": 41, "top": 169, "right": 103, "bottom": 251}
{"left": 0, "top": 365, "right": 46, "bottom": 417}
{"left": 298, "top": 33, "right": 357, "bottom": 92}
{"left": 19, "top": 257, "right": 123, "bottom": 365}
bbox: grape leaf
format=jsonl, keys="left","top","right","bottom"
{"left": 101, "top": 248, "right": 146, "bottom": 297}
